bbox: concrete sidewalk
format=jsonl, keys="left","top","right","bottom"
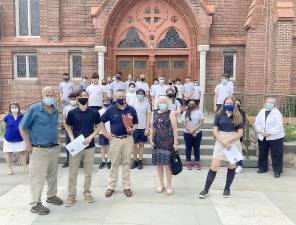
{"left": 0, "top": 163, "right": 295, "bottom": 225}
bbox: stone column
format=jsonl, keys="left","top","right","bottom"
{"left": 95, "top": 46, "right": 106, "bottom": 83}
{"left": 198, "top": 45, "right": 210, "bottom": 112}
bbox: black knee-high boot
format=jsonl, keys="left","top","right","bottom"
{"left": 204, "top": 169, "right": 217, "bottom": 192}
{"left": 225, "top": 168, "right": 236, "bottom": 190}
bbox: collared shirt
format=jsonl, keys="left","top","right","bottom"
{"left": 175, "top": 84, "right": 184, "bottom": 99}
{"left": 86, "top": 84, "right": 104, "bottom": 107}
{"left": 80, "top": 81, "right": 89, "bottom": 90}
{"left": 20, "top": 103, "right": 58, "bottom": 146}
{"left": 214, "top": 112, "right": 244, "bottom": 132}
{"left": 129, "top": 99, "right": 151, "bottom": 129}
{"left": 151, "top": 84, "right": 169, "bottom": 97}
{"left": 4, "top": 114, "right": 24, "bottom": 142}
{"left": 214, "top": 83, "right": 233, "bottom": 104}
{"left": 63, "top": 105, "right": 77, "bottom": 118}
{"left": 183, "top": 82, "right": 195, "bottom": 97}
{"left": 191, "top": 85, "right": 201, "bottom": 100}
{"left": 59, "top": 81, "right": 74, "bottom": 103}
{"left": 110, "top": 81, "right": 126, "bottom": 97}
{"left": 136, "top": 82, "right": 150, "bottom": 93}
{"left": 101, "top": 104, "right": 138, "bottom": 136}
{"left": 66, "top": 107, "right": 101, "bottom": 149}
{"left": 181, "top": 109, "right": 204, "bottom": 133}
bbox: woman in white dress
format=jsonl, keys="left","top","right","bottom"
{"left": 3, "top": 102, "right": 27, "bottom": 175}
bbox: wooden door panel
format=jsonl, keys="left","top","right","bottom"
{"left": 171, "top": 56, "right": 188, "bottom": 82}
{"left": 154, "top": 56, "right": 171, "bottom": 81}
{"left": 117, "top": 56, "right": 133, "bottom": 81}
{"left": 133, "top": 56, "right": 149, "bottom": 81}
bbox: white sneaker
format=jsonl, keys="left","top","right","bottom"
{"left": 236, "top": 166, "right": 242, "bottom": 174}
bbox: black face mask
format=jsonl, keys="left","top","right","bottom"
{"left": 167, "top": 93, "right": 175, "bottom": 98}
{"left": 63, "top": 77, "right": 70, "bottom": 82}
{"left": 78, "top": 97, "right": 88, "bottom": 105}
{"left": 102, "top": 83, "right": 106, "bottom": 85}
{"left": 168, "top": 83, "right": 172, "bottom": 85}
{"left": 140, "top": 78, "right": 145, "bottom": 82}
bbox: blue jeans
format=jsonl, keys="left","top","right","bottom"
{"left": 183, "top": 131, "right": 202, "bottom": 162}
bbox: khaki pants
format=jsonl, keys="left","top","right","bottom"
{"left": 68, "top": 148, "right": 95, "bottom": 196}
{"left": 108, "top": 136, "right": 133, "bottom": 190}
{"left": 30, "top": 147, "right": 59, "bottom": 205}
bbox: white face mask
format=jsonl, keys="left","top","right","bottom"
{"left": 70, "top": 100, "right": 77, "bottom": 106}
{"left": 11, "top": 108, "right": 19, "bottom": 115}
{"left": 159, "top": 80, "right": 165, "bottom": 85}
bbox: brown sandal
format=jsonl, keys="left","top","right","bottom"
{"left": 105, "top": 189, "right": 114, "bottom": 197}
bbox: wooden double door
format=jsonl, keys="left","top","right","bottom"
{"left": 117, "top": 55, "right": 188, "bottom": 84}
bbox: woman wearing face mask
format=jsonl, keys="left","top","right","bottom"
{"left": 3, "top": 102, "right": 28, "bottom": 175}
{"left": 166, "top": 88, "right": 181, "bottom": 115}
{"left": 181, "top": 100, "right": 204, "bottom": 170}
{"left": 126, "top": 82, "right": 137, "bottom": 105}
{"left": 199, "top": 97, "right": 243, "bottom": 199}
{"left": 150, "top": 96, "right": 178, "bottom": 195}
{"left": 254, "top": 98, "right": 285, "bottom": 178}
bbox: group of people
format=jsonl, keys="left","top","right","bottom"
{"left": 1, "top": 71, "right": 285, "bottom": 216}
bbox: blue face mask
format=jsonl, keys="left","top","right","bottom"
{"left": 224, "top": 104, "right": 234, "bottom": 111}
{"left": 116, "top": 98, "right": 126, "bottom": 106}
{"left": 137, "top": 95, "right": 145, "bottom": 101}
{"left": 104, "top": 104, "right": 111, "bottom": 108}
{"left": 265, "top": 103, "right": 274, "bottom": 111}
{"left": 221, "top": 79, "right": 228, "bottom": 85}
{"left": 43, "top": 97, "right": 55, "bottom": 106}
{"left": 159, "top": 103, "right": 168, "bottom": 112}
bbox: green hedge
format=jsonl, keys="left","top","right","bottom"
{"left": 284, "top": 124, "right": 296, "bottom": 142}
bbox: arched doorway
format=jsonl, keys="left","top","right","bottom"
{"left": 102, "top": 0, "right": 199, "bottom": 83}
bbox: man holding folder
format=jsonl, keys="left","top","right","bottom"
{"left": 100, "top": 89, "right": 138, "bottom": 197}
{"left": 64, "top": 90, "right": 101, "bottom": 207}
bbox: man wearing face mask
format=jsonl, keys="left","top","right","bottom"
{"left": 183, "top": 77, "right": 195, "bottom": 106}
{"left": 64, "top": 90, "right": 101, "bottom": 207}
{"left": 80, "top": 76, "right": 90, "bottom": 90}
{"left": 191, "top": 80, "right": 201, "bottom": 106}
{"left": 254, "top": 98, "right": 285, "bottom": 178}
{"left": 59, "top": 73, "right": 74, "bottom": 109}
{"left": 136, "top": 74, "right": 150, "bottom": 96}
{"left": 86, "top": 73, "right": 104, "bottom": 111}
{"left": 214, "top": 74, "right": 233, "bottom": 112}
{"left": 20, "top": 86, "right": 63, "bottom": 215}
{"left": 126, "top": 82, "right": 137, "bottom": 105}
{"left": 125, "top": 74, "right": 134, "bottom": 91}
{"left": 109, "top": 73, "right": 126, "bottom": 101}
{"left": 129, "top": 89, "right": 151, "bottom": 170}
{"left": 151, "top": 76, "right": 169, "bottom": 108}
{"left": 175, "top": 78, "right": 184, "bottom": 106}
{"left": 100, "top": 89, "right": 138, "bottom": 198}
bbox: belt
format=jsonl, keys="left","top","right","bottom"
{"left": 32, "top": 144, "right": 59, "bottom": 148}
{"left": 111, "top": 134, "right": 129, "bottom": 139}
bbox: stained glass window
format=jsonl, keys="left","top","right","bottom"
{"left": 71, "top": 54, "right": 82, "bottom": 78}
{"left": 158, "top": 28, "right": 187, "bottom": 48}
{"left": 15, "top": 54, "right": 38, "bottom": 78}
{"left": 118, "top": 29, "right": 147, "bottom": 48}
{"left": 224, "top": 53, "right": 236, "bottom": 78}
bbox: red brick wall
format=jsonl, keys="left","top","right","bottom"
{"left": 0, "top": 0, "right": 15, "bottom": 37}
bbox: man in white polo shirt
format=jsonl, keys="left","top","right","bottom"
{"left": 192, "top": 80, "right": 201, "bottom": 105}
{"left": 136, "top": 74, "right": 150, "bottom": 96}
{"left": 151, "top": 76, "right": 169, "bottom": 108}
{"left": 214, "top": 74, "right": 233, "bottom": 112}
{"left": 109, "top": 73, "right": 126, "bottom": 100}
{"left": 86, "top": 73, "right": 104, "bottom": 111}
{"left": 183, "top": 77, "right": 195, "bottom": 105}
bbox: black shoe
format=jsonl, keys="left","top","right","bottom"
{"left": 137, "top": 160, "right": 143, "bottom": 170}
{"left": 131, "top": 160, "right": 138, "bottom": 169}
{"left": 62, "top": 162, "right": 69, "bottom": 168}
{"left": 257, "top": 169, "right": 267, "bottom": 174}
{"left": 199, "top": 190, "right": 209, "bottom": 199}
{"left": 223, "top": 189, "right": 230, "bottom": 198}
{"left": 99, "top": 161, "right": 106, "bottom": 169}
{"left": 106, "top": 161, "right": 111, "bottom": 169}
{"left": 274, "top": 172, "right": 281, "bottom": 178}
{"left": 79, "top": 163, "right": 84, "bottom": 168}
{"left": 46, "top": 196, "right": 63, "bottom": 205}
{"left": 31, "top": 203, "right": 50, "bottom": 215}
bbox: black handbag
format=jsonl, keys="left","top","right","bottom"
{"left": 169, "top": 150, "right": 183, "bottom": 175}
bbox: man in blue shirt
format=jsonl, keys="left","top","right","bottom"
{"left": 19, "top": 86, "right": 63, "bottom": 216}
{"left": 64, "top": 90, "right": 101, "bottom": 207}
{"left": 100, "top": 89, "right": 138, "bottom": 198}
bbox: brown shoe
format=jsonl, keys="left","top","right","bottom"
{"left": 105, "top": 189, "right": 114, "bottom": 197}
{"left": 124, "top": 189, "right": 133, "bottom": 197}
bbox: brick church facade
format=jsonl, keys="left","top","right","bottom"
{"left": 0, "top": 0, "right": 295, "bottom": 111}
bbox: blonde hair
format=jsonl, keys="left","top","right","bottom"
{"left": 217, "top": 96, "right": 242, "bottom": 127}
{"left": 155, "top": 95, "right": 169, "bottom": 107}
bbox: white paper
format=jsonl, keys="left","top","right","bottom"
{"left": 223, "top": 145, "right": 244, "bottom": 165}
{"left": 66, "top": 135, "right": 89, "bottom": 156}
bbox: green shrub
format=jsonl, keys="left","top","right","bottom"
{"left": 284, "top": 124, "right": 296, "bottom": 142}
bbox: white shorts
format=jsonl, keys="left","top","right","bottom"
{"left": 3, "top": 139, "right": 26, "bottom": 153}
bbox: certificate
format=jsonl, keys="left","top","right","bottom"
{"left": 223, "top": 145, "right": 243, "bottom": 165}
{"left": 66, "top": 135, "right": 89, "bottom": 156}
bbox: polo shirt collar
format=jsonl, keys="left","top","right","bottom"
{"left": 38, "top": 102, "right": 58, "bottom": 114}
